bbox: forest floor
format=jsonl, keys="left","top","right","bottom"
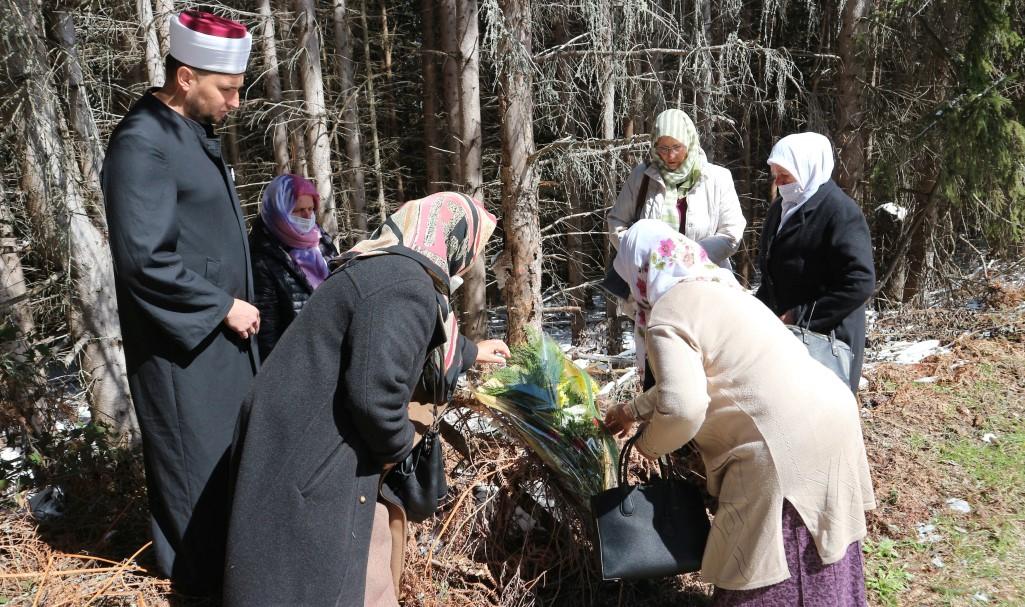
{"left": 1, "top": 277, "right": 1023, "bottom": 607}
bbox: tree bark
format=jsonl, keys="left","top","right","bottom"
{"left": 596, "top": 0, "right": 622, "bottom": 353}
{"left": 154, "top": 0, "right": 174, "bottom": 58}
{"left": 360, "top": 0, "right": 388, "bottom": 224}
{"left": 294, "top": 0, "right": 337, "bottom": 235}
{"left": 455, "top": 0, "right": 487, "bottom": 340}
{"left": 379, "top": 1, "right": 405, "bottom": 202}
{"left": 7, "top": 0, "right": 137, "bottom": 437}
{"left": 497, "top": 0, "right": 541, "bottom": 345}
{"left": 138, "top": 0, "right": 164, "bottom": 86}
{"left": 419, "top": 0, "right": 444, "bottom": 193}
{"left": 258, "top": 0, "right": 292, "bottom": 175}
{"left": 47, "top": 8, "right": 105, "bottom": 199}
{"left": 835, "top": 0, "right": 871, "bottom": 200}
{"left": 0, "top": 184, "right": 46, "bottom": 435}
{"left": 438, "top": 0, "right": 461, "bottom": 186}
{"left": 333, "top": 0, "right": 368, "bottom": 235}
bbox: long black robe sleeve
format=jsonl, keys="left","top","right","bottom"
{"left": 104, "top": 132, "right": 235, "bottom": 352}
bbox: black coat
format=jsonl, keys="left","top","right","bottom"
{"left": 249, "top": 216, "right": 338, "bottom": 359}
{"left": 102, "top": 91, "right": 258, "bottom": 594}
{"left": 223, "top": 254, "right": 477, "bottom": 607}
{"left": 755, "top": 180, "right": 875, "bottom": 391}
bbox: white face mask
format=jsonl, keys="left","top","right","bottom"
{"left": 449, "top": 274, "right": 464, "bottom": 293}
{"left": 289, "top": 214, "right": 316, "bottom": 234}
{"left": 778, "top": 182, "right": 804, "bottom": 205}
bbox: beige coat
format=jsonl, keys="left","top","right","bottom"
{"left": 627, "top": 280, "right": 875, "bottom": 590}
{"left": 607, "top": 162, "right": 746, "bottom": 268}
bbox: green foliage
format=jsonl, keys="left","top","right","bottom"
{"left": 863, "top": 538, "right": 915, "bottom": 605}
{"left": 477, "top": 330, "right": 619, "bottom": 509}
{"left": 935, "top": 0, "right": 1025, "bottom": 245}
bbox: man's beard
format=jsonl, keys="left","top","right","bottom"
{"left": 184, "top": 98, "right": 224, "bottom": 126}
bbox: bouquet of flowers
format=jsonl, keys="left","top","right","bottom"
{"left": 474, "top": 331, "right": 619, "bottom": 510}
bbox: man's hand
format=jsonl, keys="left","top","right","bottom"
{"left": 475, "top": 339, "right": 511, "bottom": 365}
{"left": 603, "top": 402, "right": 636, "bottom": 438}
{"left": 224, "top": 299, "right": 260, "bottom": 340}
{"left": 779, "top": 309, "right": 796, "bottom": 324}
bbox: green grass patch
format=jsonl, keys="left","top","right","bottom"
{"left": 864, "top": 538, "right": 915, "bottom": 606}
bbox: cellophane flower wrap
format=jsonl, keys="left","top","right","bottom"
{"left": 475, "top": 331, "right": 619, "bottom": 509}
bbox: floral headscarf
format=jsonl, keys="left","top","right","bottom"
{"left": 650, "top": 109, "right": 707, "bottom": 194}
{"left": 613, "top": 219, "right": 739, "bottom": 375}
{"left": 336, "top": 192, "right": 497, "bottom": 390}
{"left": 260, "top": 174, "right": 330, "bottom": 289}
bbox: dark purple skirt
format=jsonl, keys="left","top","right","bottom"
{"left": 710, "top": 501, "right": 867, "bottom": 607}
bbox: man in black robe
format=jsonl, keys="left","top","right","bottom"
{"left": 101, "top": 11, "right": 259, "bottom": 595}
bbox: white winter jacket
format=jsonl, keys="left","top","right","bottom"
{"left": 607, "top": 162, "right": 746, "bottom": 268}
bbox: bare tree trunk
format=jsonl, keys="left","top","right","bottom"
{"left": 553, "top": 17, "right": 587, "bottom": 345}
{"left": 455, "top": 0, "right": 487, "bottom": 340}
{"left": 419, "top": 0, "right": 444, "bottom": 193}
{"left": 294, "top": 0, "right": 337, "bottom": 235}
{"left": 438, "top": 0, "right": 461, "bottom": 186}
{"left": 285, "top": 57, "right": 310, "bottom": 178}
{"left": 258, "top": 0, "right": 292, "bottom": 174}
{"left": 497, "top": 0, "right": 541, "bottom": 345}
{"left": 154, "top": 0, "right": 174, "bottom": 57}
{"left": 379, "top": 1, "right": 405, "bottom": 202}
{"left": 902, "top": 174, "right": 940, "bottom": 304}
{"left": 138, "top": 0, "right": 164, "bottom": 86}
{"left": 835, "top": 0, "right": 871, "bottom": 200}
{"left": 359, "top": 0, "right": 388, "bottom": 224}
{"left": 596, "top": 0, "right": 623, "bottom": 353}
{"left": 0, "top": 185, "right": 45, "bottom": 435}
{"left": 333, "top": 0, "right": 368, "bottom": 235}
{"left": 47, "top": 8, "right": 104, "bottom": 198}
{"left": 7, "top": 0, "right": 136, "bottom": 437}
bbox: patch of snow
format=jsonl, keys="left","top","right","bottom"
{"left": 875, "top": 340, "right": 949, "bottom": 364}
{"left": 972, "top": 592, "right": 990, "bottom": 603}
{"left": 982, "top": 433, "right": 997, "bottom": 444}
{"left": 1, "top": 447, "right": 22, "bottom": 462}
{"left": 945, "top": 498, "right": 972, "bottom": 514}
{"left": 598, "top": 368, "right": 637, "bottom": 396}
{"left": 931, "top": 556, "right": 945, "bottom": 568}
{"left": 916, "top": 522, "right": 943, "bottom": 543}
{"left": 915, "top": 376, "right": 939, "bottom": 383}
{"left": 877, "top": 202, "right": 908, "bottom": 221}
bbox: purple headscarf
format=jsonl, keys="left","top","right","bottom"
{"left": 260, "top": 174, "right": 330, "bottom": 289}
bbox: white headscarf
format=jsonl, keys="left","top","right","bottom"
{"left": 766, "top": 132, "right": 835, "bottom": 208}
{"left": 613, "top": 219, "right": 740, "bottom": 376}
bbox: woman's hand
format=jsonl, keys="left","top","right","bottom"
{"left": 603, "top": 402, "right": 636, "bottom": 438}
{"left": 475, "top": 339, "right": 510, "bottom": 365}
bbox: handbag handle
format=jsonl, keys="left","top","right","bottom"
{"left": 797, "top": 301, "right": 843, "bottom": 357}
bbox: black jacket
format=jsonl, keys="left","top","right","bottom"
{"left": 102, "top": 91, "right": 257, "bottom": 593}
{"left": 755, "top": 180, "right": 875, "bottom": 391}
{"left": 249, "top": 216, "right": 338, "bottom": 360}
{"left": 223, "top": 254, "right": 477, "bottom": 607}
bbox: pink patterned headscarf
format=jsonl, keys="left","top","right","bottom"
{"left": 260, "top": 174, "right": 330, "bottom": 289}
{"left": 340, "top": 192, "right": 497, "bottom": 388}
{"left": 613, "top": 219, "right": 740, "bottom": 376}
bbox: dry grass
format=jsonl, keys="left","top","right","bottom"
{"left": 2, "top": 302, "right": 1023, "bottom": 606}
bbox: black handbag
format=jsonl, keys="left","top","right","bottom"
{"left": 383, "top": 345, "right": 450, "bottom": 522}
{"left": 590, "top": 435, "right": 710, "bottom": 581}
{"left": 386, "top": 420, "right": 446, "bottom": 523}
{"left": 602, "top": 171, "right": 651, "bottom": 302}
{"left": 786, "top": 302, "right": 852, "bottom": 385}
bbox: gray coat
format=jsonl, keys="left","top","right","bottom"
{"left": 223, "top": 254, "right": 476, "bottom": 607}
{"left": 102, "top": 91, "right": 257, "bottom": 594}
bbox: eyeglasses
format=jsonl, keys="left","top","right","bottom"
{"left": 655, "top": 144, "right": 687, "bottom": 155}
